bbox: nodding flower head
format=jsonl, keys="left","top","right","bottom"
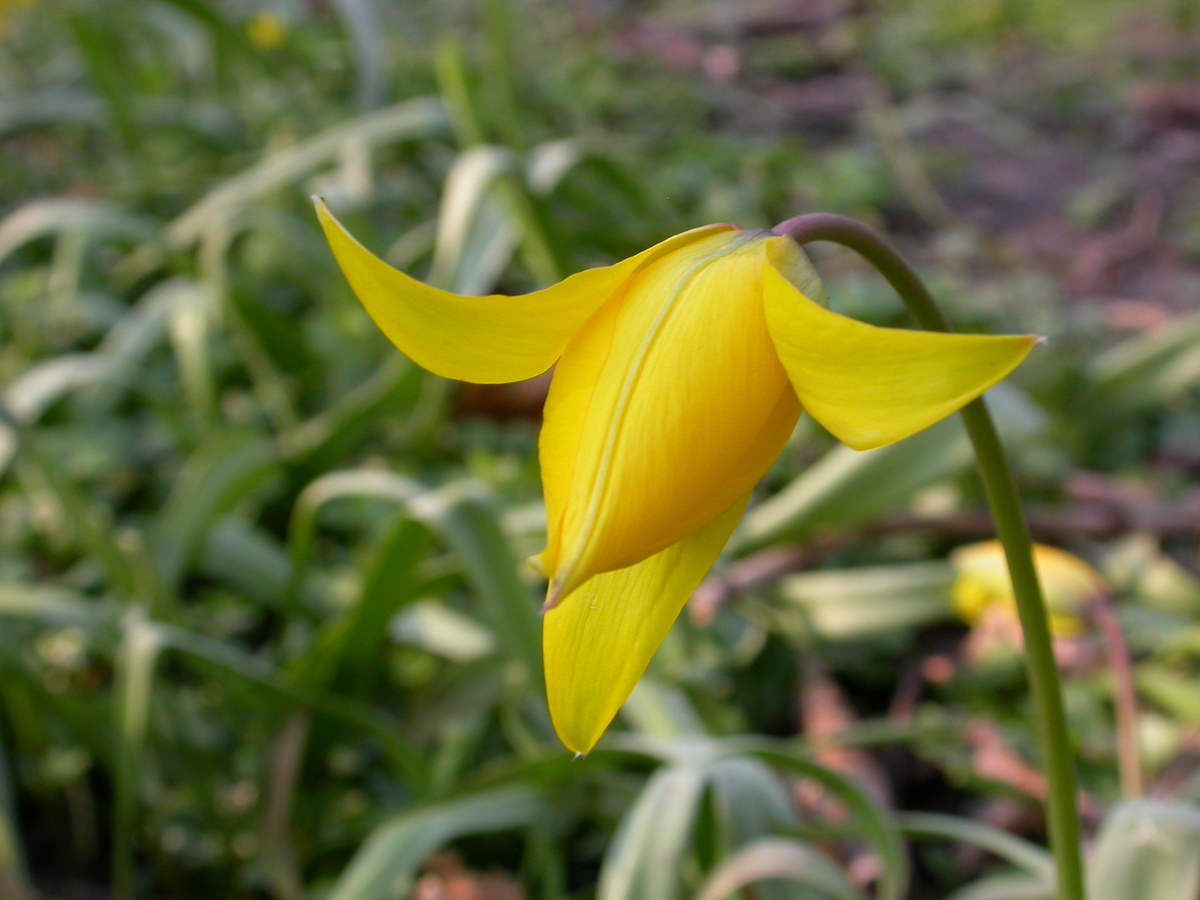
{"left": 316, "top": 199, "right": 1038, "bottom": 753}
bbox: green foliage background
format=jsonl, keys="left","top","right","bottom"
{"left": 3, "top": 1, "right": 1200, "bottom": 898}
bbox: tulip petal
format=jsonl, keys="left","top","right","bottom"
{"left": 316, "top": 199, "right": 734, "bottom": 383}
{"left": 536, "top": 231, "right": 801, "bottom": 599}
{"left": 543, "top": 493, "right": 750, "bottom": 754}
{"left": 762, "top": 238, "right": 1038, "bottom": 451}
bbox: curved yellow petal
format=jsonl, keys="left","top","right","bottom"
{"left": 543, "top": 493, "right": 750, "bottom": 754}
{"left": 761, "top": 238, "right": 1038, "bottom": 451}
{"left": 316, "top": 199, "right": 734, "bottom": 384}
{"left": 536, "top": 231, "right": 800, "bottom": 600}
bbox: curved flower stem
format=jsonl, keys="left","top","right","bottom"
{"left": 773, "top": 214, "right": 1087, "bottom": 900}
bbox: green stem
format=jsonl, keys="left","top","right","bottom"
{"left": 773, "top": 214, "right": 1086, "bottom": 900}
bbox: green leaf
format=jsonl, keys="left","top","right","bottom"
{"left": 598, "top": 763, "right": 709, "bottom": 900}
{"left": 737, "top": 743, "right": 910, "bottom": 900}
{"left": 284, "top": 358, "right": 423, "bottom": 477}
{"left": 391, "top": 600, "right": 497, "bottom": 663}
{"left": 15, "top": 436, "right": 139, "bottom": 598}
{"left": 152, "top": 430, "right": 279, "bottom": 596}
{"left": 695, "top": 838, "right": 858, "bottom": 900}
{"left": 290, "top": 514, "right": 434, "bottom": 692}
{"left": 287, "top": 468, "right": 424, "bottom": 605}
{"left": 426, "top": 138, "right": 591, "bottom": 295}
{"left": 1087, "top": 801, "right": 1200, "bottom": 900}
{"left": 168, "top": 98, "right": 449, "bottom": 247}
{"left": 778, "top": 562, "right": 956, "bottom": 640}
{"left": 154, "top": 623, "right": 426, "bottom": 785}
{"left": 945, "top": 873, "right": 1055, "bottom": 900}
{"left": 326, "top": 786, "right": 548, "bottom": 900}
{"left": 1086, "top": 311, "right": 1200, "bottom": 410}
{"left": 0, "top": 725, "right": 34, "bottom": 900}
{"left": 67, "top": 12, "right": 138, "bottom": 150}
{"left": 736, "top": 385, "right": 1044, "bottom": 553}
{"left": 290, "top": 473, "right": 542, "bottom": 692}
{"left": 622, "top": 678, "right": 709, "bottom": 740}
{"left": 429, "top": 144, "right": 521, "bottom": 290}
{"left": 4, "top": 277, "right": 206, "bottom": 425}
{"left": 0, "top": 199, "right": 157, "bottom": 265}
{"left": 199, "top": 516, "right": 294, "bottom": 610}
{"left": 0, "top": 582, "right": 113, "bottom": 633}
{"left": 898, "top": 812, "right": 1054, "bottom": 881}
{"left": 408, "top": 481, "right": 543, "bottom": 693}
{"left": 736, "top": 417, "right": 965, "bottom": 552}
{"left": 111, "top": 611, "right": 164, "bottom": 900}
{"left": 707, "top": 756, "right": 798, "bottom": 850}
{"left": 1137, "top": 666, "right": 1200, "bottom": 726}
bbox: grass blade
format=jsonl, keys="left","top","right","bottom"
{"left": 695, "top": 837, "right": 857, "bottom": 900}
{"left": 778, "top": 562, "right": 956, "bottom": 640}
{"left": 737, "top": 743, "right": 909, "bottom": 900}
{"left": 1087, "top": 801, "right": 1200, "bottom": 900}
{"left": 0, "top": 199, "right": 157, "bottom": 265}
{"left": 168, "top": 98, "right": 448, "bottom": 247}
{"left": 0, "top": 726, "right": 33, "bottom": 900}
{"left": 598, "top": 764, "right": 708, "bottom": 900}
{"left": 898, "top": 812, "right": 1054, "bottom": 882}
{"left": 152, "top": 430, "right": 278, "bottom": 596}
{"left": 326, "top": 785, "right": 547, "bottom": 900}
{"left": 112, "top": 611, "right": 163, "bottom": 900}
{"left": 409, "top": 481, "right": 543, "bottom": 694}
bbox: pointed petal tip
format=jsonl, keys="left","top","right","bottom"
{"left": 573, "top": 751, "right": 585, "bottom": 761}
{"left": 541, "top": 581, "right": 564, "bottom": 614}
{"left": 541, "top": 555, "right": 588, "bottom": 614}
{"left": 763, "top": 256, "right": 1042, "bottom": 452}
{"left": 543, "top": 497, "right": 754, "bottom": 759}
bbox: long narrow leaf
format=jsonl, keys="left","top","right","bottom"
{"left": 598, "top": 764, "right": 709, "bottom": 900}
{"left": 898, "top": 812, "right": 1054, "bottom": 882}
{"left": 152, "top": 431, "right": 278, "bottom": 595}
{"left": 0, "top": 727, "right": 33, "bottom": 900}
{"left": 695, "top": 837, "right": 858, "bottom": 900}
{"left": 738, "top": 743, "right": 910, "bottom": 900}
{"left": 327, "top": 786, "right": 548, "bottom": 900}
{"left": 112, "top": 612, "right": 163, "bottom": 900}
{"left": 168, "top": 99, "right": 448, "bottom": 247}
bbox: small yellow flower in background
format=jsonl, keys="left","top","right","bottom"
{"left": 316, "top": 200, "right": 1038, "bottom": 752}
{"left": 246, "top": 11, "right": 287, "bottom": 52}
{"left": 951, "top": 541, "right": 1105, "bottom": 638}
{"left": 0, "top": 0, "right": 32, "bottom": 39}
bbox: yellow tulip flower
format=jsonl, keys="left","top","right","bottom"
{"left": 315, "top": 200, "right": 1037, "bottom": 752}
{"left": 952, "top": 541, "right": 1105, "bottom": 638}
{"left": 246, "top": 11, "right": 288, "bottom": 52}
{"left": 0, "top": 0, "right": 31, "bottom": 38}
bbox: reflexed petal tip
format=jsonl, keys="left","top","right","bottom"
{"left": 313, "top": 198, "right": 734, "bottom": 384}
{"left": 761, "top": 238, "right": 1039, "bottom": 451}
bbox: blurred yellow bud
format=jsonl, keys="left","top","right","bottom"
{"left": 951, "top": 541, "right": 1105, "bottom": 637}
{"left": 0, "top": 0, "right": 32, "bottom": 39}
{"left": 247, "top": 11, "right": 287, "bottom": 52}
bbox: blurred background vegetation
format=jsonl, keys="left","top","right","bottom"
{"left": 3, "top": 0, "right": 1200, "bottom": 898}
